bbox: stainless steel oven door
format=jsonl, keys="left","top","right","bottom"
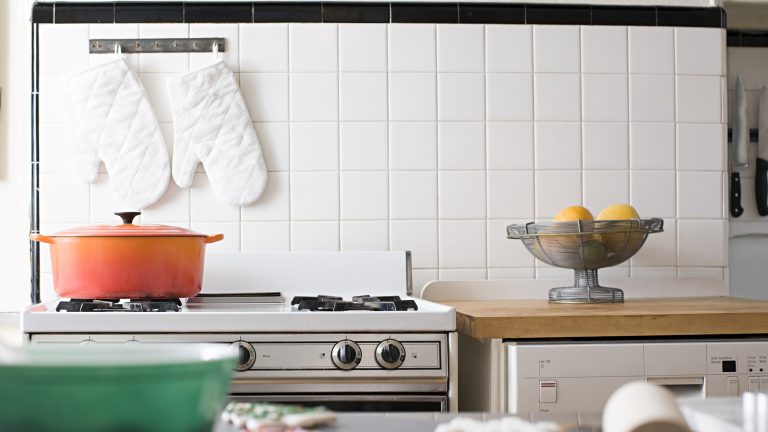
{"left": 229, "top": 394, "right": 448, "bottom": 412}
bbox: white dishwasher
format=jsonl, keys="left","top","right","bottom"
{"left": 508, "top": 339, "right": 768, "bottom": 415}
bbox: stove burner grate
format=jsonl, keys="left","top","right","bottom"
{"left": 56, "top": 298, "right": 181, "bottom": 312}
{"left": 292, "top": 295, "right": 418, "bottom": 312}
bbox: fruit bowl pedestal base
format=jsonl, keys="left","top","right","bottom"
{"left": 548, "top": 268, "right": 624, "bottom": 303}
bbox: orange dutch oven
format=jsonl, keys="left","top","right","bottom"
{"left": 30, "top": 212, "right": 223, "bottom": 299}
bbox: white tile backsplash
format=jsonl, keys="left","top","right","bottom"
{"left": 290, "top": 172, "right": 339, "bottom": 221}
{"left": 289, "top": 23, "right": 338, "bottom": 72}
{"left": 240, "top": 73, "right": 290, "bottom": 122}
{"left": 339, "top": 73, "right": 388, "bottom": 121}
{"left": 388, "top": 24, "right": 436, "bottom": 72}
{"left": 340, "top": 171, "right": 388, "bottom": 220}
{"left": 388, "top": 73, "right": 436, "bottom": 121}
{"left": 438, "top": 122, "right": 485, "bottom": 170}
{"left": 582, "top": 74, "right": 628, "bottom": 121}
{"left": 290, "top": 122, "right": 339, "bottom": 171}
{"left": 676, "top": 75, "right": 722, "bottom": 123}
{"left": 339, "top": 24, "right": 387, "bottom": 72}
{"left": 38, "top": 21, "right": 728, "bottom": 282}
{"left": 628, "top": 27, "right": 674, "bottom": 74}
{"left": 290, "top": 73, "right": 339, "bottom": 121}
{"left": 485, "top": 25, "right": 532, "bottom": 73}
{"left": 341, "top": 220, "right": 389, "bottom": 251}
{"left": 439, "top": 220, "right": 486, "bottom": 268}
{"left": 437, "top": 25, "right": 484, "bottom": 73}
{"left": 340, "top": 122, "right": 388, "bottom": 171}
{"left": 629, "top": 74, "right": 675, "bottom": 122}
{"left": 582, "top": 122, "right": 629, "bottom": 170}
{"left": 240, "top": 24, "right": 289, "bottom": 72}
{"left": 242, "top": 221, "right": 290, "bottom": 251}
{"left": 389, "top": 122, "right": 437, "bottom": 170}
{"left": 630, "top": 122, "right": 675, "bottom": 170}
{"left": 675, "top": 28, "right": 724, "bottom": 76}
{"left": 438, "top": 171, "right": 486, "bottom": 219}
{"left": 535, "top": 122, "right": 582, "bottom": 170}
{"left": 581, "top": 26, "right": 627, "bottom": 74}
{"left": 438, "top": 73, "right": 485, "bottom": 121}
{"left": 534, "top": 74, "right": 581, "bottom": 121}
{"left": 533, "top": 25, "right": 580, "bottom": 73}
{"left": 486, "top": 73, "right": 533, "bottom": 121}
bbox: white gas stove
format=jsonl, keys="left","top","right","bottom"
{"left": 22, "top": 252, "right": 457, "bottom": 412}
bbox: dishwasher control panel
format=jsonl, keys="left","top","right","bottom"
{"left": 507, "top": 339, "right": 768, "bottom": 415}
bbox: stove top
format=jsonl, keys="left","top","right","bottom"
{"left": 56, "top": 298, "right": 182, "bottom": 312}
{"left": 291, "top": 295, "right": 419, "bottom": 312}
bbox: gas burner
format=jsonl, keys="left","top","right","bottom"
{"left": 291, "top": 295, "right": 418, "bottom": 312}
{"left": 56, "top": 298, "right": 181, "bottom": 313}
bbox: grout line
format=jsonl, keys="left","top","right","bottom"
{"left": 287, "top": 23, "right": 293, "bottom": 251}
{"left": 336, "top": 23, "right": 341, "bottom": 251}
{"left": 434, "top": 23, "right": 440, "bottom": 276}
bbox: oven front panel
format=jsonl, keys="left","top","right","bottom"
{"left": 229, "top": 394, "right": 448, "bottom": 412}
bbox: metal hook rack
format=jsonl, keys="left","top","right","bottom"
{"left": 89, "top": 38, "right": 226, "bottom": 54}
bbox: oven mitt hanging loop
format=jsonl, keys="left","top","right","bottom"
{"left": 167, "top": 48, "right": 268, "bottom": 206}
{"left": 67, "top": 50, "right": 170, "bottom": 210}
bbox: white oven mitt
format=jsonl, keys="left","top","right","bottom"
{"left": 67, "top": 55, "right": 170, "bottom": 210}
{"left": 167, "top": 58, "right": 268, "bottom": 206}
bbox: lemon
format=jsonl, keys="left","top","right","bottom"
{"left": 553, "top": 206, "right": 594, "bottom": 222}
{"left": 597, "top": 204, "right": 640, "bottom": 220}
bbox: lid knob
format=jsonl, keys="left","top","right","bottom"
{"left": 114, "top": 212, "right": 141, "bottom": 225}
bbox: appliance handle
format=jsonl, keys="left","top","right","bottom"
{"left": 646, "top": 376, "right": 705, "bottom": 398}
{"left": 646, "top": 376, "right": 704, "bottom": 386}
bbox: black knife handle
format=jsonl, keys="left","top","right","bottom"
{"left": 757, "top": 158, "right": 768, "bottom": 216}
{"left": 731, "top": 172, "right": 744, "bottom": 217}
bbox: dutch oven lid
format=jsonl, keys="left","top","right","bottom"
{"left": 52, "top": 212, "right": 207, "bottom": 237}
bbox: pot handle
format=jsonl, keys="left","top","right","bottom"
{"left": 30, "top": 234, "right": 54, "bottom": 244}
{"left": 205, "top": 234, "right": 224, "bottom": 244}
{"left": 115, "top": 211, "right": 141, "bottom": 225}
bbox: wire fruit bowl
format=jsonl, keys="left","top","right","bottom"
{"left": 506, "top": 218, "right": 664, "bottom": 303}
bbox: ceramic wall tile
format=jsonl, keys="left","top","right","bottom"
{"left": 289, "top": 23, "right": 338, "bottom": 72}
{"left": 533, "top": 25, "right": 580, "bottom": 73}
{"left": 388, "top": 24, "right": 436, "bottom": 72}
{"left": 340, "top": 122, "right": 388, "bottom": 171}
{"left": 339, "top": 24, "right": 387, "bottom": 72}
{"left": 485, "top": 25, "right": 532, "bottom": 73}
{"left": 240, "top": 24, "right": 289, "bottom": 72}
{"left": 389, "top": 122, "right": 438, "bottom": 170}
{"left": 628, "top": 27, "right": 674, "bottom": 74}
{"left": 438, "top": 122, "right": 485, "bottom": 170}
{"left": 581, "top": 26, "right": 627, "bottom": 73}
{"left": 438, "top": 171, "right": 486, "bottom": 219}
{"left": 437, "top": 24, "right": 484, "bottom": 72}
{"left": 36, "top": 20, "right": 728, "bottom": 282}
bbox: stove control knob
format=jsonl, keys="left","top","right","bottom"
{"left": 332, "top": 340, "right": 362, "bottom": 370}
{"left": 375, "top": 339, "right": 405, "bottom": 369}
{"left": 231, "top": 341, "right": 256, "bottom": 371}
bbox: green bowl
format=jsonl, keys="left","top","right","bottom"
{"left": 0, "top": 344, "right": 236, "bottom": 432}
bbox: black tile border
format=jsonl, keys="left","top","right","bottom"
{"left": 115, "top": 2, "right": 183, "bottom": 23}
{"left": 324, "top": 2, "right": 390, "bottom": 23}
{"left": 728, "top": 30, "right": 768, "bottom": 47}
{"left": 32, "top": 1, "right": 727, "bottom": 28}
{"left": 185, "top": 2, "right": 254, "bottom": 23}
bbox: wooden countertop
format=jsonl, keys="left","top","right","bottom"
{"left": 440, "top": 297, "right": 768, "bottom": 340}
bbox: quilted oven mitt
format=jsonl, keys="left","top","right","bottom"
{"left": 67, "top": 56, "right": 170, "bottom": 210}
{"left": 167, "top": 59, "right": 268, "bottom": 206}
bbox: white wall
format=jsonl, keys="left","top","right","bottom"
{"left": 31, "top": 21, "right": 729, "bottom": 305}
{"left": 0, "top": 1, "right": 32, "bottom": 312}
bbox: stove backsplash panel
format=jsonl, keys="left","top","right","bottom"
{"left": 36, "top": 20, "right": 728, "bottom": 301}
